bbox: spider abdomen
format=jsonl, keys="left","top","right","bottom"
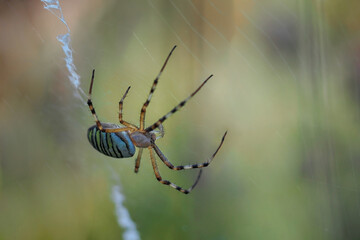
{"left": 87, "top": 123, "right": 135, "bottom": 158}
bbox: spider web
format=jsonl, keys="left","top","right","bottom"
{"left": 40, "top": 1, "right": 140, "bottom": 240}
{"left": 43, "top": 0, "right": 360, "bottom": 238}
{"left": 3, "top": 0, "right": 359, "bottom": 239}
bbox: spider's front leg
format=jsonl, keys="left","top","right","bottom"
{"left": 148, "top": 147, "right": 202, "bottom": 194}
{"left": 150, "top": 123, "right": 165, "bottom": 140}
{"left": 152, "top": 131, "right": 227, "bottom": 171}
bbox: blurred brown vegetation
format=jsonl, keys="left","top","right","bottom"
{"left": 0, "top": 0, "right": 360, "bottom": 239}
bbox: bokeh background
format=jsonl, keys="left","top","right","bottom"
{"left": 1, "top": 0, "right": 360, "bottom": 239}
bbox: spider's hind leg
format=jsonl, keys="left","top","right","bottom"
{"left": 87, "top": 69, "right": 107, "bottom": 131}
{"left": 87, "top": 70, "right": 133, "bottom": 133}
{"left": 118, "top": 86, "right": 138, "bottom": 129}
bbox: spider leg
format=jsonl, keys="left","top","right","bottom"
{"left": 148, "top": 147, "right": 202, "bottom": 194}
{"left": 145, "top": 74, "right": 213, "bottom": 132}
{"left": 119, "top": 86, "right": 138, "bottom": 129}
{"left": 140, "top": 46, "right": 177, "bottom": 130}
{"left": 134, "top": 148, "right": 143, "bottom": 173}
{"left": 152, "top": 131, "right": 227, "bottom": 170}
{"left": 87, "top": 70, "right": 134, "bottom": 133}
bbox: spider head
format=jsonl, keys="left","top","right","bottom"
{"left": 130, "top": 131, "right": 155, "bottom": 148}
{"left": 131, "top": 124, "right": 164, "bottom": 148}
{"left": 149, "top": 123, "right": 164, "bottom": 140}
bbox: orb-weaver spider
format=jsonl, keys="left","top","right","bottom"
{"left": 87, "top": 46, "right": 227, "bottom": 194}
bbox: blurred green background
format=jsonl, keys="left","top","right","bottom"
{"left": 1, "top": 0, "right": 360, "bottom": 239}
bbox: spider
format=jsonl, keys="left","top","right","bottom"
{"left": 87, "top": 46, "right": 227, "bottom": 194}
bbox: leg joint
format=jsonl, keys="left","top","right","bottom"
{"left": 161, "top": 180, "right": 170, "bottom": 185}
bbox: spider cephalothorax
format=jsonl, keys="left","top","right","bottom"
{"left": 129, "top": 131, "right": 156, "bottom": 148}
{"left": 87, "top": 46, "right": 227, "bottom": 194}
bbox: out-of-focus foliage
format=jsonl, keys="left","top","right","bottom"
{"left": 0, "top": 0, "right": 360, "bottom": 239}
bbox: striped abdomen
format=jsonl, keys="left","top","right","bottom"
{"left": 87, "top": 123, "right": 135, "bottom": 158}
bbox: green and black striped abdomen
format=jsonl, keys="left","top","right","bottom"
{"left": 87, "top": 123, "right": 135, "bottom": 158}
